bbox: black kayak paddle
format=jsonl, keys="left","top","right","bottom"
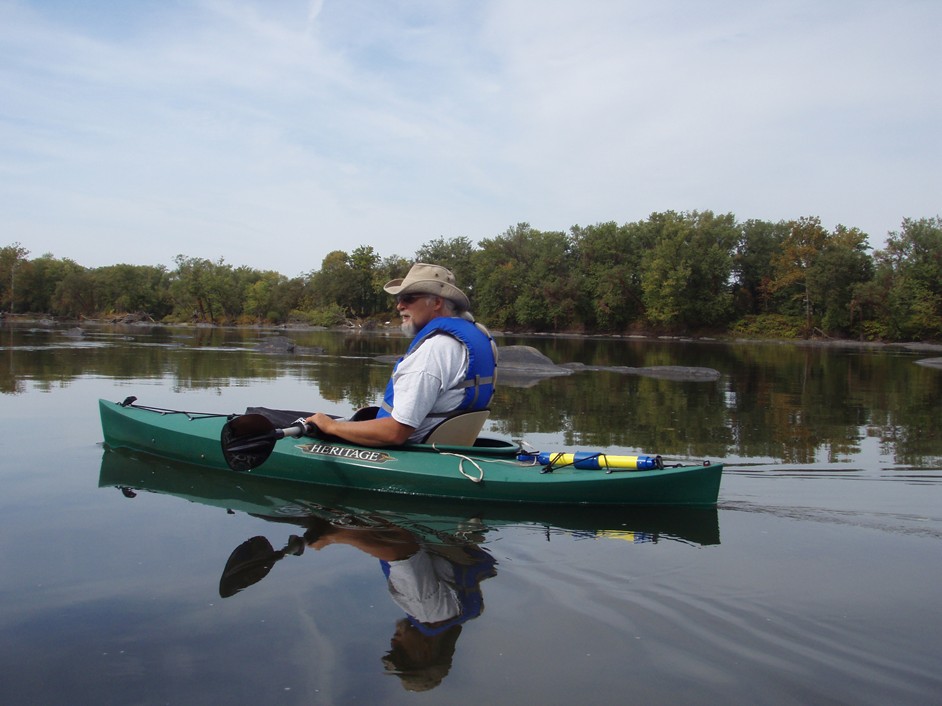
{"left": 220, "top": 414, "right": 312, "bottom": 471}
{"left": 219, "top": 521, "right": 333, "bottom": 597}
{"left": 218, "top": 535, "right": 306, "bottom": 598}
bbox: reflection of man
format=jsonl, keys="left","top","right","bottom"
{"left": 305, "top": 263, "right": 497, "bottom": 446}
{"left": 380, "top": 542, "right": 495, "bottom": 633}
{"left": 306, "top": 519, "right": 497, "bottom": 691}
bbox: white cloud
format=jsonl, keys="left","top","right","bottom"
{"left": 0, "top": 0, "right": 939, "bottom": 274}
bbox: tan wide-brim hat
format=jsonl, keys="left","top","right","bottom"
{"left": 384, "top": 263, "right": 470, "bottom": 311}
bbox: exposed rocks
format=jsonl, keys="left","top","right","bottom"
{"left": 254, "top": 335, "right": 325, "bottom": 356}
{"left": 497, "top": 345, "right": 722, "bottom": 386}
{"left": 915, "top": 357, "right": 942, "bottom": 369}
{"left": 496, "top": 346, "right": 574, "bottom": 388}
{"left": 336, "top": 343, "right": 725, "bottom": 386}
{"left": 497, "top": 346, "right": 558, "bottom": 369}
{"left": 112, "top": 312, "right": 157, "bottom": 325}
{"left": 560, "top": 362, "right": 722, "bottom": 381}
{"left": 256, "top": 335, "right": 295, "bottom": 353}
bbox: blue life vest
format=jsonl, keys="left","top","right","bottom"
{"left": 377, "top": 317, "right": 496, "bottom": 420}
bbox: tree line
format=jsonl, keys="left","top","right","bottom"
{"left": 2, "top": 211, "right": 941, "bottom": 341}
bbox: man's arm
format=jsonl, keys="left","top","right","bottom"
{"left": 305, "top": 412, "right": 415, "bottom": 447}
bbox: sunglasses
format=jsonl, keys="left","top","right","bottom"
{"left": 396, "top": 293, "right": 430, "bottom": 305}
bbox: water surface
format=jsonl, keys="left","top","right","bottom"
{"left": 0, "top": 322, "right": 940, "bottom": 705}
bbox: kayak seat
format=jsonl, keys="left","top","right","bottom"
{"left": 422, "top": 410, "right": 490, "bottom": 446}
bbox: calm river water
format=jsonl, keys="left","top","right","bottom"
{"left": 1, "top": 322, "right": 940, "bottom": 705}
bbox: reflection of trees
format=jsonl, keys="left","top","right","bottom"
{"left": 0, "top": 325, "right": 408, "bottom": 399}
{"left": 721, "top": 344, "right": 942, "bottom": 466}
{"left": 866, "top": 365, "right": 942, "bottom": 466}
{"left": 5, "top": 325, "right": 942, "bottom": 466}
{"left": 493, "top": 341, "right": 941, "bottom": 466}
{"left": 491, "top": 373, "right": 732, "bottom": 459}
{"left": 722, "top": 345, "right": 869, "bottom": 463}
{"left": 307, "top": 359, "right": 388, "bottom": 409}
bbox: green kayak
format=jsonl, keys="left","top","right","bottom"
{"left": 98, "top": 398, "right": 723, "bottom": 507}
{"left": 98, "top": 446, "right": 722, "bottom": 546}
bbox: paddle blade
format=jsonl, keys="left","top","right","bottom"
{"left": 227, "top": 413, "right": 277, "bottom": 437}
{"left": 219, "top": 536, "right": 279, "bottom": 598}
{"left": 221, "top": 414, "right": 277, "bottom": 471}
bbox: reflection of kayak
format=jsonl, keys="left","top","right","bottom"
{"left": 98, "top": 448, "right": 721, "bottom": 546}
{"left": 99, "top": 398, "right": 723, "bottom": 507}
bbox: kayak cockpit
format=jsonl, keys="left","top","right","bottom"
{"left": 403, "top": 435, "right": 522, "bottom": 457}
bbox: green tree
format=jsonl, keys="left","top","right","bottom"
{"left": 806, "top": 225, "right": 873, "bottom": 335}
{"left": 14, "top": 254, "right": 85, "bottom": 314}
{"left": 415, "top": 236, "right": 477, "bottom": 297}
{"left": 244, "top": 271, "right": 303, "bottom": 322}
{"left": 0, "top": 243, "right": 30, "bottom": 313}
{"left": 732, "top": 219, "right": 790, "bottom": 316}
{"left": 169, "top": 256, "right": 240, "bottom": 323}
{"left": 53, "top": 269, "right": 98, "bottom": 318}
{"left": 91, "top": 264, "right": 171, "bottom": 317}
{"left": 301, "top": 248, "right": 396, "bottom": 322}
{"left": 244, "top": 271, "right": 282, "bottom": 322}
{"left": 308, "top": 250, "right": 350, "bottom": 312}
{"left": 348, "top": 245, "right": 382, "bottom": 318}
{"left": 570, "top": 221, "right": 651, "bottom": 332}
{"left": 864, "top": 217, "right": 942, "bottom": 340}
{"left": 764, "top": 216, "right": 830, "bottom": 333}
{"left": 304, "top": 248, "right": 385, "bottom": 320}
{"left": 221, "top": 266, "right": 259, "bottom": 320}
{"left": 474, "top": 223, "right": 577, "bottom": 330}
{"left": 640, "top": 211, "right": 738, "bottom": 330}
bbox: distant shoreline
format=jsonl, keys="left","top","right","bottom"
{"left": 6, "top": 313, "right": 942, "bottom": 355}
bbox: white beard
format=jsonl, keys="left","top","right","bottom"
{"left": 400, "top": 319, "right": 418, "bottom": 337}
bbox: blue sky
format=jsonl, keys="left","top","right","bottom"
{"left": 2, "top": 0, "right": 939, "bottom": 277}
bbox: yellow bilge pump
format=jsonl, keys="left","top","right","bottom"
{"left": 519, "top": 451, "right": 665, "bottom": 471}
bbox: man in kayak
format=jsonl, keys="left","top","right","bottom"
{"left": 304, "top": 263, "right": 497, "bottom": 446}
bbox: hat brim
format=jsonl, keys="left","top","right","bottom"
{"left": 384, "top": 278, "right": 470, "bottom": 311}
